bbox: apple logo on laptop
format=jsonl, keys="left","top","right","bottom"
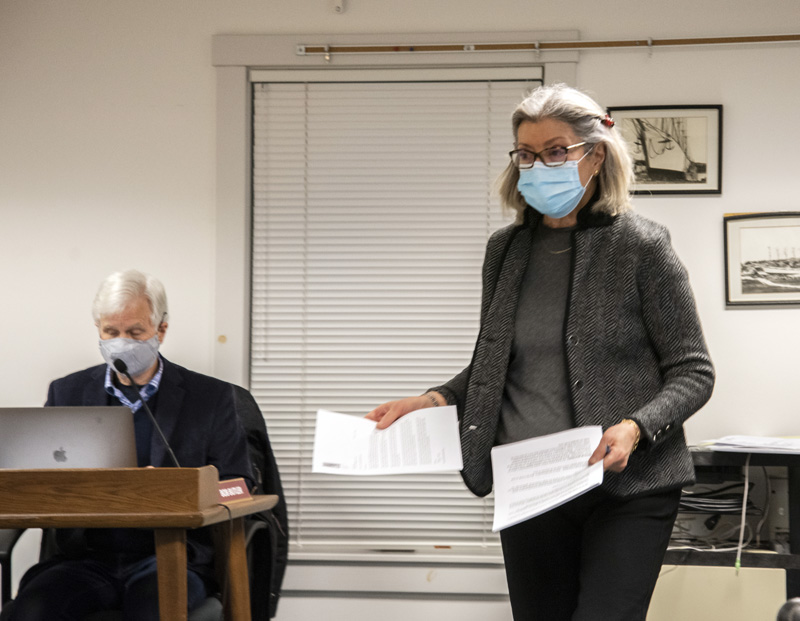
{"left": 53, "top": 447, "right": 67, "bottom": 463}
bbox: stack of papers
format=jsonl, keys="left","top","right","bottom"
{"left": 491, "top": 426, "right": 604, "bottom": 531}
{"left": 701, "top": 435, "right": 800, "bottom": 454}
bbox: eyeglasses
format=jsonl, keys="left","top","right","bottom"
{"left": 509, "top": 142, "right": 590, "bottom": 169}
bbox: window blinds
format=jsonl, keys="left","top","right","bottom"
{"left": 251, "top": 79, "right": 539, "bottom": 553}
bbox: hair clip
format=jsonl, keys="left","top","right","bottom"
{"left": 600, "top": 114, "right": 615, "bottom": 128}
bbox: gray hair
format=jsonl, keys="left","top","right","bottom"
{"left": 497, "top": 83, "right": 634, "bottom": 223}
{"left": 92, "top": 269, "right": 169, "bottom": 328}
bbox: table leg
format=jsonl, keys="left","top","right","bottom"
{"left": 154, "top": 527, "right": 188, "bottom": 621}
{"left": 212, "top": 517, "right": 252, "bottom": 621}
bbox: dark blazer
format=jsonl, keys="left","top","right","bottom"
{"left": 433, "top": 207, "right": 715, "bottom": 498}
{"left": 45, "top": 357, "right": 255, "bottom": 583}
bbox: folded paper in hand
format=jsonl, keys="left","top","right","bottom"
{"left": 491, "top": 426, "right": 604, "bottom": 531}
{"left": 312, "top": 406, "right": 463, "bottom": 475}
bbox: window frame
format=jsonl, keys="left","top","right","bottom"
{"left": 212, "top": 31, "right": 577, "bottom": 387}
{"left": 212, "top": 32, "right": 577, "bottom": 563}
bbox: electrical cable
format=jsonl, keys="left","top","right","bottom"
{"left": 670, "top": 458, "right": 773, "bottom": 559}
{"left": 735, "top": 454, "right": 752, "bottom": 574}
{"left": 669, "top": 523, "right": 753, "bottom": 551}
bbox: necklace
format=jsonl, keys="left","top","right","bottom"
{"left": 548, "top": 247, "right": 572, "bottom": 255}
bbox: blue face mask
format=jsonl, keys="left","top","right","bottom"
{"left": 516, "top": 153, "right": 594, "bottom": 219}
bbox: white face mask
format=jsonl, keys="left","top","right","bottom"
{"left": 99, "top": 335, "right": 160, "bottom": 377}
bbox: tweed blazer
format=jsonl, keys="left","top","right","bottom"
{"left": 432, "top": 206, "right": 715, "bottom": 498}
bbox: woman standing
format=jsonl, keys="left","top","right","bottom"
{"left": 367, "top": 84, "right": 714, "bottom": 620}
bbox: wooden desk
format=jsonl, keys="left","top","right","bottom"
{"left": 663, "top": 449, "right": 800, "bottom": 598}
{"left": 0, "top": 467, "right": 277, "bottom": 621}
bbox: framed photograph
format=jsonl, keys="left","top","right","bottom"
{"left": 606, "top": 105, "right": 722, "bottom": 195}
{"left": 725, "top": 212, "right": 800, "bottom": 306}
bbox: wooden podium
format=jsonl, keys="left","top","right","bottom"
{"left": 0, "top": 466, "right": 277, "bottom": 621}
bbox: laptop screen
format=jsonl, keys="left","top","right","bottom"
{"left": 0, "top": 407, "right": 138, "bottom": 469}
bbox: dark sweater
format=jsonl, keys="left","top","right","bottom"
{"left": 496, "top": 223, "right": 575, "bottom": 445}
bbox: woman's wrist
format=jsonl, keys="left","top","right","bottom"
{"left": 620, "top": 419, "right": 640, "bottom": 452}
{"left": 422, "top": 391, "right": 446, "bottom": 408}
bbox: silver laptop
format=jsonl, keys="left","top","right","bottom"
{"left": 0, "top": 407, "right": 138, "bottom": 469}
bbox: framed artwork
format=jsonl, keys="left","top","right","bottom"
{"left": 606, "top": 105, "right": 722, "bottom": 195}
{"left": 724, "top": 212, "right": 800, "bottom": 306}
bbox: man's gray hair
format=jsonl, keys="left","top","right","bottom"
{"left": 497, "top": 83, "right": 634, "bottom": 223}
{"left": 92, "top": 269, "right": 169, "bottom": 328}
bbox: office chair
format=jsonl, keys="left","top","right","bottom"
{"left": 0, "top": 529, "right": 25, "bottom": 608}
{"left": 230, "top": 384, "right": 288, "bottom": 620}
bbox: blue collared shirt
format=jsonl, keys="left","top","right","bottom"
{"left": 104, "top": 357, "right": 164, "bottom": 412}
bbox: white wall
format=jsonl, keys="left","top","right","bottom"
{"left": 2, "top": 0, "right": 799, "bottom": 432}
{"left": 578, "top": 42, "right": 800, "bottom": 442}
{"left": 2, "top": 1, "right": 799, "bottom": 618}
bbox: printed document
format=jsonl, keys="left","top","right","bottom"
{"left": 700, "top": 435, "right": 800, "bottom": 454}
{"left": 312, "top": 406, "right": 463, "bottom": 475}
{"left": 491, "top": 426, "right": 604, "bottom": 532}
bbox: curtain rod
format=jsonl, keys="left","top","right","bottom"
{"left": 297, "top": 33, "right": 800, "bottom": 56}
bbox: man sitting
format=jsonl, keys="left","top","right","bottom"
{"left": 6, "top": 269, "right": 256, "bottom": 620}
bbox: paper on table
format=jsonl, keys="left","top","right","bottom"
{"left": 312, "top": 406, "right": 463, "bottom": 475}
{"left": 491, "top": 426, "right": 604, "bottom": 532}
{"left": 700, "top": 435, "right": 800, "bottom": 454}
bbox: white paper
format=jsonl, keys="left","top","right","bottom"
{"left": 491, "top": 426, "right": 604, "bottom": 532}
{"left": 312, "top": 406, "right": 463, "bottom": 475}
{"left": 700, "top": 435, "right": 800, "bottom": 454}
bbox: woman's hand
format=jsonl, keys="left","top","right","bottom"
{"left": 366, "top": 393, "right": 445, "bottom": 430}
{"left": 588, "top": 421, "right": 640, "bottom": 473}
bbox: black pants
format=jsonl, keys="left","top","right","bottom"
{"left": 3, "top": 554, "right": 207, "bottom": 621}
{"left": 500, "top": 486, "right": 681, "bottom": 621}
